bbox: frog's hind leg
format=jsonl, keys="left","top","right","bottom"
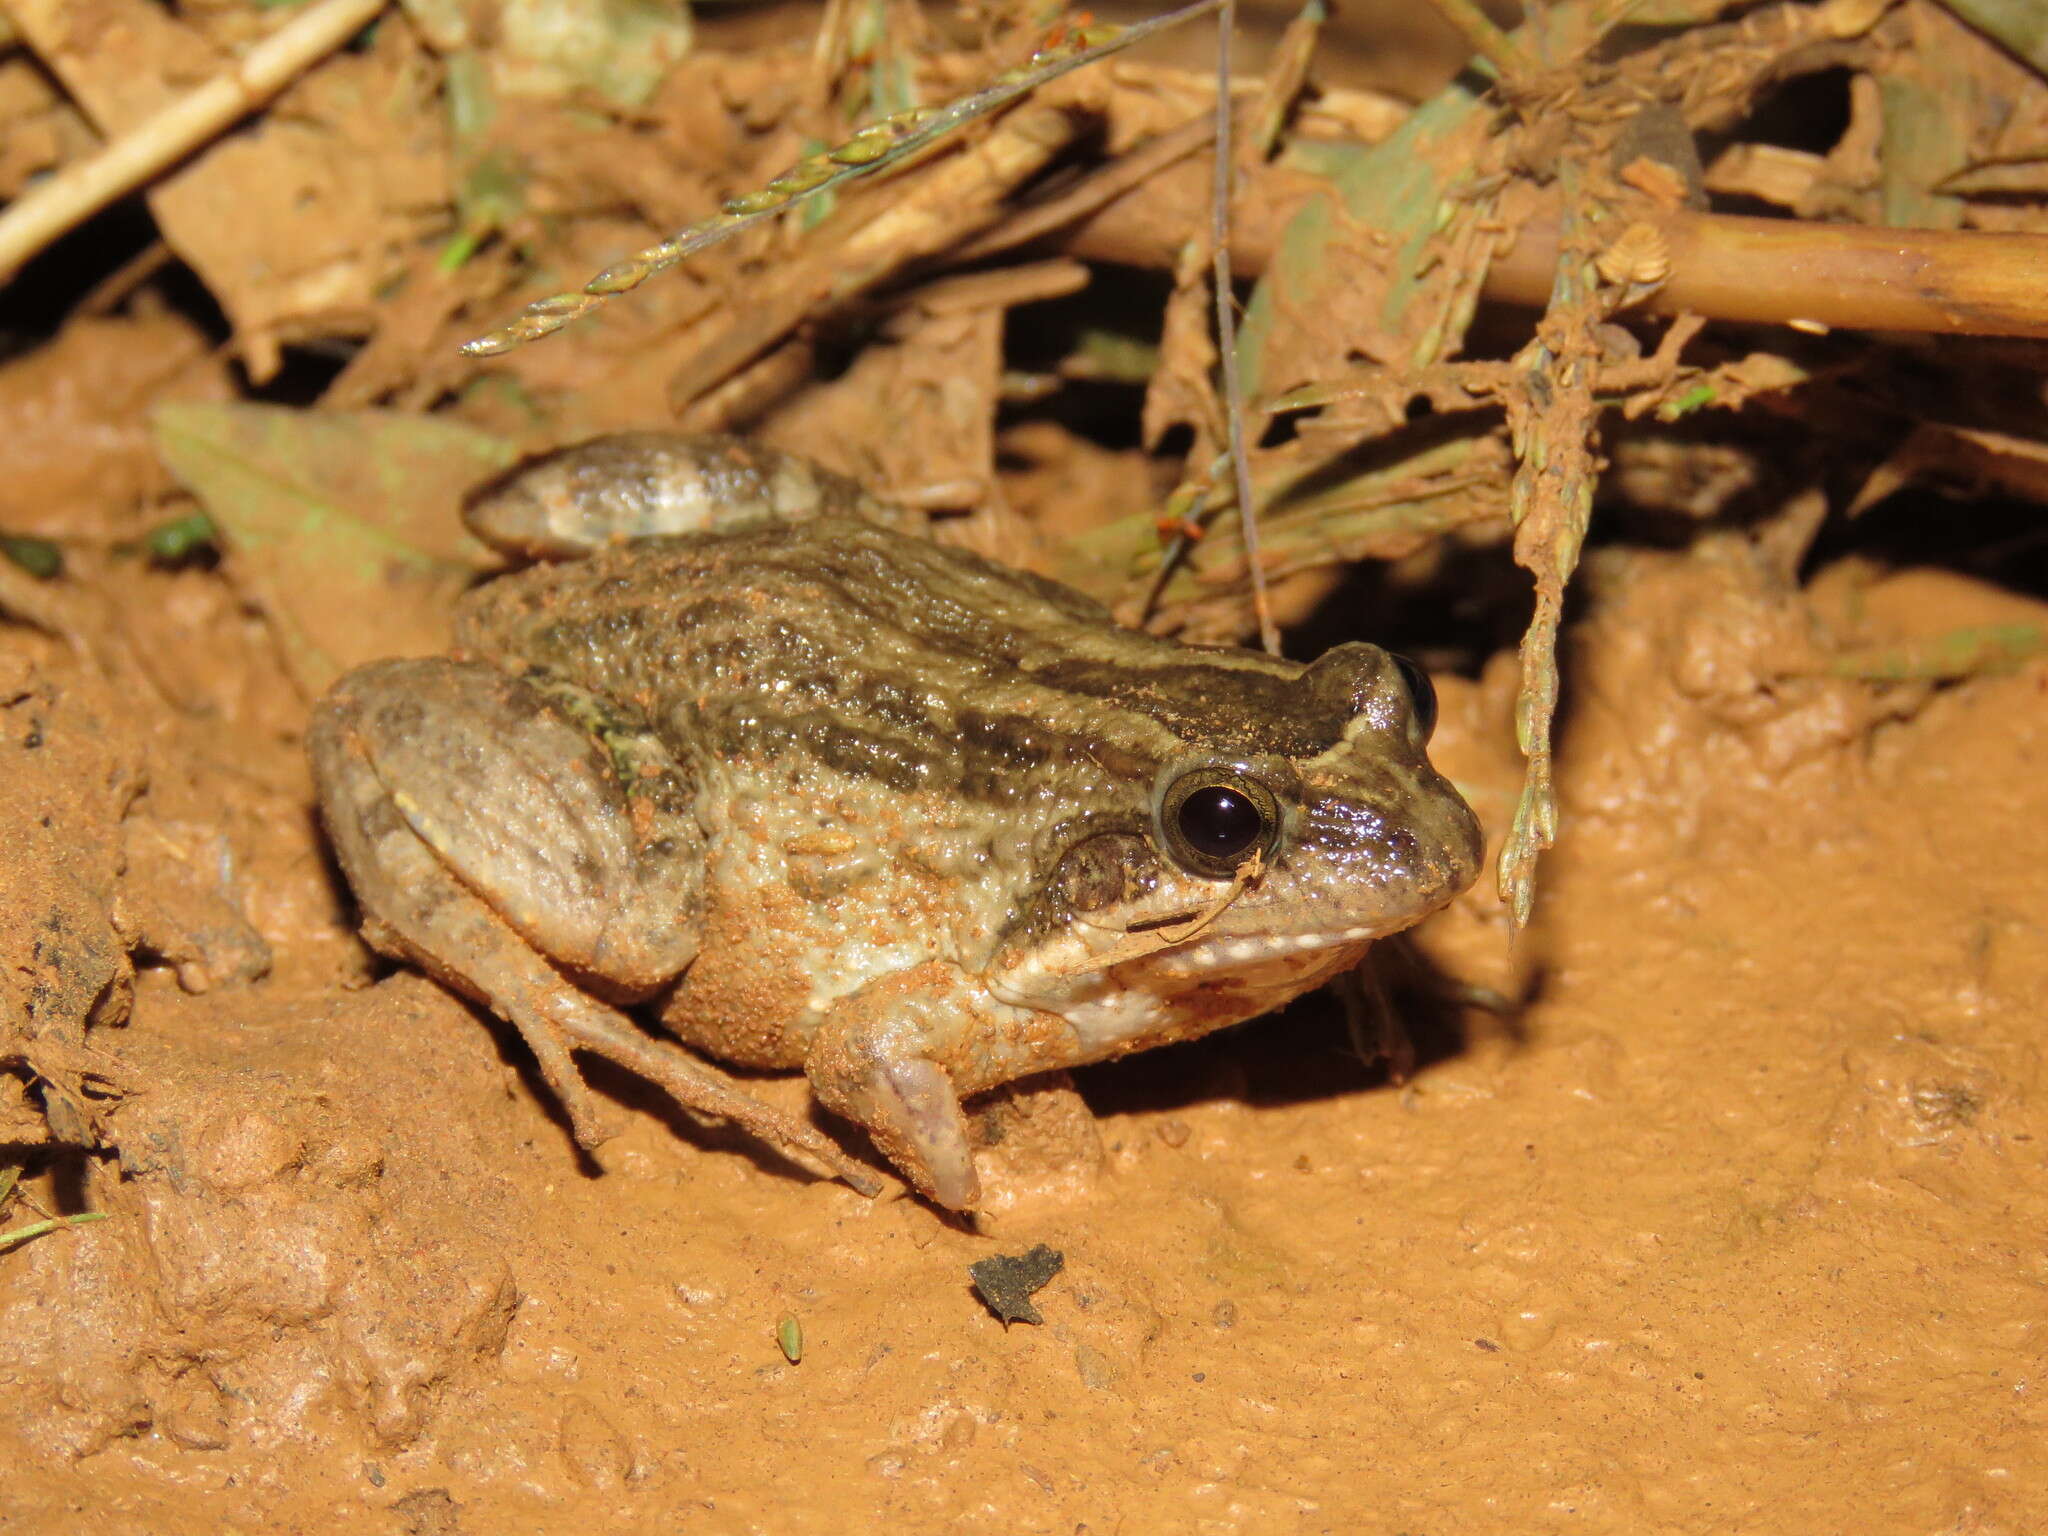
{"left": 310, "top": 658, "right": 882, "bottom": 1196}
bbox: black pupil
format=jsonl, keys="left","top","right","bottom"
{"left": 1391, "top": 652, "right": 1438, "bottom": 741}
{"left": 1177, "top": 785, "right": 1264, "bottom": 860}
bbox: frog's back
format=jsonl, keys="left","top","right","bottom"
{"left": 462, "top": 516, "right": 1105, "bottom": 663}
{"left": 461, "top": 519, "right": 1322, "bottom": 800}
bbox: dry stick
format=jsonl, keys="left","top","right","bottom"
{"left": 955, "top": 75, "right": 1400, "bottom": 271}
{"left": 1491, "top": 209, "right": 2048, "bottom": 339}
{"left": 676, "top": 339, "right": 819, "bottom": 433}
{"left": 1067, "top": 177, "right": 2048, "bottom": 342}
{"left": 1244, "top": 2, "right": 1326, "bottom": 159}
{"left": 1210, "top": 0, "right": 1280, "bottom": 656}
{"left": 0, "top": 0, "right": 389, "bottom": 283}
{"left": 873, "top": 257, "right": 1093, "bottom": 318}
{"left": 78, "top": 239, "right": 174, "bottom": 316}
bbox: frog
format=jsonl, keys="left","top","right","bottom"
{"left": 308, "top": 432, "right": 1483, "bottom": 1211}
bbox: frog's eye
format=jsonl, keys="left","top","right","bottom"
{"left": 1389, "top": 652, "right": 1438, "bottom": 743}
{"left": 1160, "top": 769, "right": 1280, "bottom": 878}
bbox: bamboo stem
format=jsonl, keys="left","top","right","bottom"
{"left": 1068, "top": 179, "right": 2048, "bottom": 342}
{"left": 1487, "top": 209, "right": 2048, "bottom": 339}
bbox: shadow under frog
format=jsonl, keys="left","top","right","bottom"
{"left": 308, "top": 433, "right": 1482, "bottom": 1212}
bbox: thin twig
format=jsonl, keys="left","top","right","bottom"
{"left": 0, "top": 0, "right": 389, "bottom": 283}
{"left": 1210, "top": 0, "right": 1280, "bottom": 655}
{"left": 77, "top": 239, "right": 173, "bottom": 316}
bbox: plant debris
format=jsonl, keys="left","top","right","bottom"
{"left": 969, "top": 1243, "right": 1066, "bottom": 1326}
{"left": 151, "top": 403, "right": 512, "bottom": 692}
{"left": 0, "top": 534, "right": 59, "bottom": 579}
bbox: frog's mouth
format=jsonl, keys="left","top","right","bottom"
{"left": 1055, "top": 845, "right": 1392, "bottom": 977}
{"left": 992, "top": 913, "right": 1384, "bottom": 1003}
{"left": 1141, "top": 922, "right": 1384, "bottom": 974}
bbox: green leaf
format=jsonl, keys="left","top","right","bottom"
{"left": 0, "top": 1210, "right": 107, "bottom": 1254}
{"left": 151, "top": 404, "right": 517, "bottom": 694}
{"left": 1825, "top": 623, "right": 2047, "bottom": 682}
{"left": 1930, "top": 0, "right": 2048, "bottom": 79}
{"left": 0, "top": 533, "right": 61, "bottom": 579}
{"left": 143, "top": 511, "right": 218, "bottom": 563}
{"left": 1237, "top": 74, "right": 1494, "bottom": 403}
{"left": 495, "top": 0, "right": 694, "bottom": 108}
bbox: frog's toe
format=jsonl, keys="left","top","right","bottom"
{"left": 810, "top": 1035, "right": 980, "bottom": 1209}
{"left": 875, "top": 1057, "right": 981, "bottom": 1212}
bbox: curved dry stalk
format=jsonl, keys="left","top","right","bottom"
{"left": 0, "top": 0, "right": 388, "bottom": 283}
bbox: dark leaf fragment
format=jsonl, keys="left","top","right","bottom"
{"left": 969, "top": 1244, "right": 1065, "bottom": 1326}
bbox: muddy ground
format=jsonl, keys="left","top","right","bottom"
{"left": 8, "top": 439, "right": 2045, "bottom": 1535}
{"left": 5, "top": 0, "right": 2048, "bottom": 1531}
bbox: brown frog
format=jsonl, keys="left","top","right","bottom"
{"left": 309, "top": 433, "right": 1482, "bottom": 1210}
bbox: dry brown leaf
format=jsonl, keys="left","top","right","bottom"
{"left": 6, "top": 0, "right": 451, "bottom": 380}
{"left": 0, "top": 312, "right": 232, "bottom": 541}
{"left": 1849, "top": 422, "right": 2048, "bottom": 514}
{"left": 1141, "top": 236, "right": 1223, "bottom": 456}
{"left": 761, "top": 306, "right": 1006, "bottom": 514}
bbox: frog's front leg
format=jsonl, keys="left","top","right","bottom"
{"left": 310, "top": 658, "right": 882, "bottom": 1195}
{"left": 807, "top": 964, "right": 1078, "bottom": 1211}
